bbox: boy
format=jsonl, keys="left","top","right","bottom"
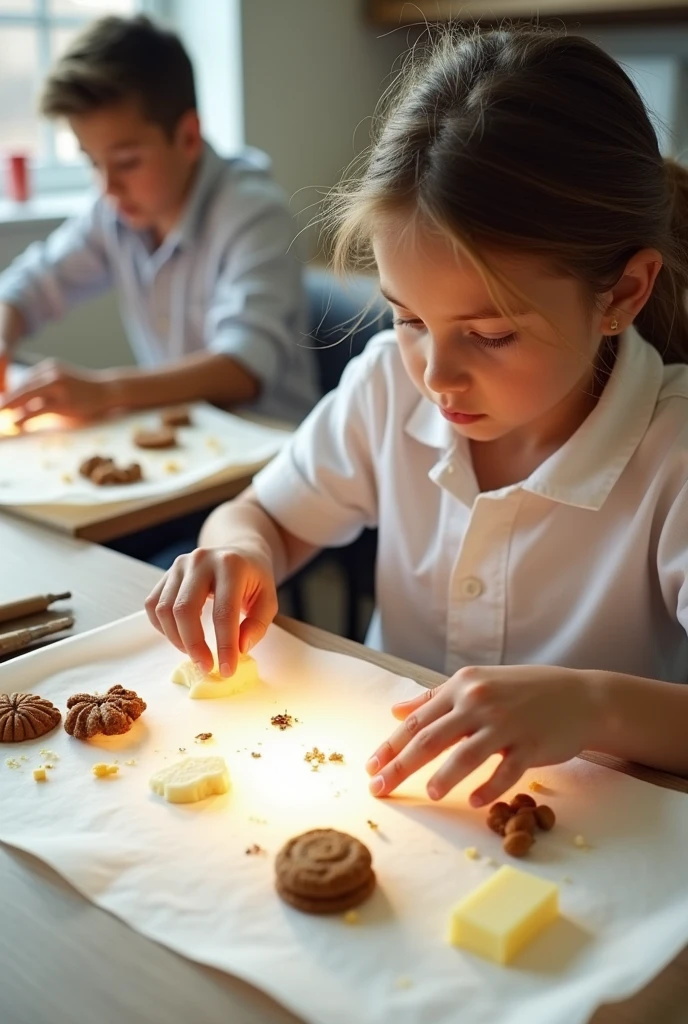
{"left": 0, "top": 15, "right": 317, "bottom": 426}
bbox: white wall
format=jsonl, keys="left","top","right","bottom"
{"left": 239, "top": 0, "right": 401, "bottom": 257}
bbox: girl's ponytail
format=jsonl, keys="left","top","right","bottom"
{"left": 635, "top": 159, "right": 688, "bottom": 363}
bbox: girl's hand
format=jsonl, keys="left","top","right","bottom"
{"left": 145, "top": 546, "right": 278, "bottom": 677}
{"left": 366, "top": 665, "right": 601, "bottom": 806}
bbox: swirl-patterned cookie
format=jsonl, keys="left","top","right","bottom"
{"left": 275, "top": 829, "right": 375, "bottom": 914}
{"left": 0, "top": 693, "right": 61, "bottom": 742}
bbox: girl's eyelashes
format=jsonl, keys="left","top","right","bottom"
{"left": 393, "top": 317, "right": 518, "bottom": 349}
{"left": 473, "top": 332, "right": 518, "bottom": 349}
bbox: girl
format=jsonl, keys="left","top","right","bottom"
{"left": 146, "top": 27, "right": 688, "bottom": 807}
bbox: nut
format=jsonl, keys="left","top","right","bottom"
{"left": 534, "top": 805, "right": 556, "bottom": 831}
{"left": 505, "top": 810, "right": 536, "bottom": 837}
{"left": 510, "top": 792, "right": 537, "bottom": 811}
{"left": 486, "top": 801, "right": 513, "bottom": 835}
{"left": 502, "top": 830, "right": 534, "bottom": 858}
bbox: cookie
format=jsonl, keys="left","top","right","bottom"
{"left": 64, "top": 684, "right": 146, "bottom": 740}
{"left": 161, "top": 406, "right": 192, "bottom": 428}
{"left": 0, "top": 693, "right": 61, "bottom": 742}
{"left": 91, "top": 462, "right": 142, "bottom": 486}
{"left": 275, "top": 829, "right": 375, "bottom": 914}
{"left": 133, "top": 426, "right": 177, "bottom": 450}
{"left": 79, "top": 454, "right": 113, "bottom": 479}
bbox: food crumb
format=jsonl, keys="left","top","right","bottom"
{"left": 464, "top": 846, "right": 480, "bottom": 860}
{"left": 304, "top": 747, "right": 326, "bottom": 765}
{"left": 573, "top": 834, "right": 589, "bottom": 849}
{"left": 5, "top": 758, "right": 21, "bottom": 770}
{"left": 367, "top": 820, "right": 379, "bottom": 830}
{"left": 328, "top": 751, "right": 344, "bottom": 763}
{"left": 245, "top": 843, "right": 265, "bottom": 856}
{"left": 395, "top": 976, "right": 413, "bottom": 990}
{"left": 528, "top": 780, "right": 544, "bottom": 793}
{"left": 562, "top": 876, "right": 573, "bottom": 884}
{"left": 61, "top": 473, "right": 73, "bottom": 484}
{"left": 271, "top": 711, "right": 293, "bottom": 731}
{"left": 251, "top": 752, "right": 262, "bottom": 759}
{"left": 124, "top": 759, "right": 137, "bottom": 767}
{"left": 195, "top": 732, "right": 213, "bottom": 743}
{"left": 39, "top": 749, "right": 59, "bottom": 760}
{"left": 33, "top": 767, "right": 47, "bottom": 782}
{"left": 178, "top": 747, "right": 186, "bottom": 754}
{"left": 485, "top": 857, "right": 497, "bottom": 867}
{"left": 343, "top": 910, "right": 360, "bottom": 925}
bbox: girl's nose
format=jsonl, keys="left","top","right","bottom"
{"left": 424, "top": 343, "right": 471, "bottom": 395}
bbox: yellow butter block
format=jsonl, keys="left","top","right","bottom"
{"left": 33, "top": 767, "right": 47, "bottom": 782}
{"left": 449, "top": 865, "right": 559, "bottom": 965}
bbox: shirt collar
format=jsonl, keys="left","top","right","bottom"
{"left": 164, "top": 141, "right": 225, "bottom": 251}
{"left": 404, "top": 326, "right": 665, "bottom": 510}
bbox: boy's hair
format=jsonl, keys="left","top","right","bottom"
{"left": 329, "top": 26, "right": 688, "bottom": 364}
{"left": 40, "top": 15, "right": 196, "bottom": 138}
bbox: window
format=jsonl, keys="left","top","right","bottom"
{"left": 0, "top": 0, "right": 163, "bottom": 195}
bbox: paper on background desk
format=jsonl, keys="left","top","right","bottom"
{"left": 0, "top": 614, "right": 687, "bottom": 1024}
{"left": 0, "top": 401, "right": 288, "bottom": 505}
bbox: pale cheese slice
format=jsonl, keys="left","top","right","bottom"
{"left": 171, "top": 652, "right": 258, "bottom": 699}
{"left": 149, "top": 756, "right": 230, "bottom": 803}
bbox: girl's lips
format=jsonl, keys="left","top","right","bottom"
{"left": 440, "top": 409, "right": 485, "bottom": 425}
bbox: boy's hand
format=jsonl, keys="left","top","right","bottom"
{"left": 366, "top": 664, "right": 601, "bottom": 806}
{"left": 0, "top": 359, "right": 111, "bottom": 425}
{"left": 145, "top": 546, "right": 279, "bottom": 677}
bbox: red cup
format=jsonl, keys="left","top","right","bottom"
{"left": 7, "top": 153, "right": 30, "bottom": 202}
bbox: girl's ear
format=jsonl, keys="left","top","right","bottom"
{"left": 601, "top": 248, "right": 663, "bottom": 333}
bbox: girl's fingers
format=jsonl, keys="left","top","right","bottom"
{"left": 211, "top": 568, "right": 248, "bottom": 677}
{"left": 238, "top": 583, "right": 279, "bottom": 657}
{"left": 152, "top": 565, "right": 206, "bottom": 659}
{"left": 366, "top": 687, "right": 452, "bottom": 775}
{"left": 425, "top": 728, "right": 501, "bottom": 801}
{"left": 368, "top": 710, "right": 472, "bottom": 798}
{"left": 172, "top": 569, "right": 216, "bottom": 670}
{"left": 392, "top": 684, "right": 443, "bottom": 720}
{"left": 468, "top": 749, "right": 527, "bottom": 808}
{"left": 144, "top": 577, "right": 167, "bottom": 635}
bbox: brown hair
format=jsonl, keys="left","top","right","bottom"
{"left": 330, "top": 26, "right": 688, "bottom": 363}
{"left": 40, "top": 15, "right": 196, "bottom": 138}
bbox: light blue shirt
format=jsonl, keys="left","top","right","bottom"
{"left": 0, "top": 144, "right": 318, "bottom": 422}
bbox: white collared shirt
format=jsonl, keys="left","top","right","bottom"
{"left": 253, "top": 328, "right": 688, "bottom": 681}
{"left": 0, "top": 144, "right": 318, "bottom": 422}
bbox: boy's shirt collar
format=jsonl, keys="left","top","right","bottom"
{"left": 164, "top": 141, "right": 226, "bottom": 252}
{"left": 405, "top": 326, "right": 665, "bottom": 510}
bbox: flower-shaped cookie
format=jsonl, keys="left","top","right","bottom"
{"left": 64, "top": 684, "right": 146, "bottom": 740}
{"left": 0, "top": 692, "right": 61, "bottom": 742}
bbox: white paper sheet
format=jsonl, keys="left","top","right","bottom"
{"left": 0, "top": 402, "right": 287, "bottom": 505}
{"left": 0, "top": 612, "right": 687, "bottom": 1024}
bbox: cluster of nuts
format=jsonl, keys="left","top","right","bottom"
{"left": 486, "top": 792, "right": 556, "bottom": 858}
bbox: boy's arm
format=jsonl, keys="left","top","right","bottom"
{"left": 0, "top": 199, "right": 113, "bottom": 342}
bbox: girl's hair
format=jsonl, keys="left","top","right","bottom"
{"left": 329, "top": 27, "right": 688, "bottom": 363}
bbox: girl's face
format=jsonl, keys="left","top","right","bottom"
{"left": 373, "top": 218, "right": 608, "bottom": 448}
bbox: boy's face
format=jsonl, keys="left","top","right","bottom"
{"left": 69, "top": 101, "right": 202, "bottom": 233}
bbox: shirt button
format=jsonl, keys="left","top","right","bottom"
{"left": 460, "top": 577, "right": 484, "bottom": 599}
{"left": 446, "top": 463, "right": 455, "bottom": 475}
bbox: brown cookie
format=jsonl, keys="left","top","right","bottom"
{"left": 64, "top": 684, "right": 146, "bottom": 740}
{"left": 161, "top": 406, "right": 192, "bottom": 428}
{"left": 91, "top": 462, "right": 142, "bottom": 486}
{"left": 275, "top": 829, "right": 375, "bottom": 914}
{"left": 79, "top": 455, "right": 113, "bottom": 479}
{"left": 0, "top": 693, "right": 61, "bottom": 742}
{"left": 133, "top": 426, "right": 177, "bottom": 450}
{"left": 276, "top": 872, "right": 377, "bottom": 915}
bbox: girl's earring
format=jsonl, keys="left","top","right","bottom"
{"left": 609, "top": 315, "right": 619, "bottom": 332}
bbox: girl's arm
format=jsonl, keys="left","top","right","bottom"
{"left": 199, "top": 486, "right": 320, "bottom": 584}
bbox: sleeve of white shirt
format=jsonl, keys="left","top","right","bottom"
{"left": 252, "top": 344, "right": 381, "bottom": 547}
{"left": 205, "top": 182, "right": 303, "bottom": 393}
{"left": 658, "top": 476, "right": 688, "bottom": 648}
{"left": 0, "top": 198, "right": 113, "bottom": 335}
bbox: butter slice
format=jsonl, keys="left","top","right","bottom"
{"left": 149, "top": 756, "right": 230, "bottom": 803}
{"left": 171, "top": 652, "right": 258, "bottom": 699}
{"left": 449, "top": 865, "right": 559, "bottom": 964}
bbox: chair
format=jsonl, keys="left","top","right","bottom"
{"left": 283, "top": 269, "right": 392, "bottom": 640}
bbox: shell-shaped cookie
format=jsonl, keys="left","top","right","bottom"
{"left": 64, "top": 684, "right": 146, "bottom": 739}
{"left": 0, "top": 692, "right": 61, "bottom": 743}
